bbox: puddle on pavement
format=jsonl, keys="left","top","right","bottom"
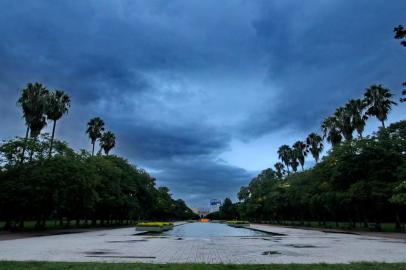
{"left": 86, "top": 255, "right": 156, "bottom": 259}
{"left": 262, "top": 251, "right": 280, "bottom": 255}
{"left": 285, "top": 244, "right": 318, "bottom": 248}
{"left": 84, "top": 249, "right": 117, "bottom": 255}
{"left": 106, "top": 239, "right": 147, "bottom": 243}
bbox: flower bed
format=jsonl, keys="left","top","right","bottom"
{"left": 135, "top": 222, "right": 174, "bottom": 232}
{"left": 226, "top": 220, "right": 250, "bottom": 228}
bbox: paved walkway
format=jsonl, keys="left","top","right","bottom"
{"left": 0, "top": 223, "right": 405, "bottom": 264}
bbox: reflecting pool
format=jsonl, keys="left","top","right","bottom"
{"left": 163, "top": 222, "right": 270, "bottom": 237}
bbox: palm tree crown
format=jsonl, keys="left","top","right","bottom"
{"left": 100, "top": 131, "right": 116, "bottom": 155}
{"left": 18, "top": 82, "right": 49, "bottom": 138}
{"left": 292, "top": 141, "right": 307, "bottom": 171}
{"left": 86, "top": 117, "right": 105, "bottom": 156}
{"left": 46, "top": 90, "right": 71, "bottom": 157}
{"left": 277, "top": 145, "right": 292, "bottom": 175}
{"left": 306, "top": 133, "right": 323, "bottom": 163}
{"left": 321, "top": 116, "right": 342, "bottom": 147}
{"left": 334, "top": 106, "right": 354, "bottom": 140}
{"left": 274, "top": 162, "right": 285, "bottom": 179}
{"left": 346, "top": 99, "right": 367, "bottom": 139}
{"left": 364, "top": 85, "right": 397, "bottom": 128}
{"left": 46, "top": 90, "right": 70, "bottom": 121}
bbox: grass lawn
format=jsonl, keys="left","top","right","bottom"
{"left": 0, "top": 262, "right": 405, "bottom": 270}
{"left": 0, "top": 220, "right": 132, "bottom": 232}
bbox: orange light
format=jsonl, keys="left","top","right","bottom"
{"left": 200, "top": 218, "right": 209, "bottom": 222}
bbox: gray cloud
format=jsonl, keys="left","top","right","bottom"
{"left": 0, "top": 0, "right": 405, "bottom": 206}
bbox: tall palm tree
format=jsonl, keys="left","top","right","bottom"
{"left": 321, "top": 116, "right": 342, "bottom": 147}
{"left": 292, "top": 141, "right": 307, "bottom": 171}
{"left": 346, "top": 99, "right": 368, "bottom": 139}
{"left": 290, "top": 154, "right": 299, "bottom": 173}
{"left": 334, "top": 106, "right": 354, "bottom": 140}
{"left": 45, "top": 90, "right": 71, "bottom": 157}
{"left": 277, "top": 145, "right": 292, "bottom": 175}
{"left": 306, "top": 133, "right": 323, "bottom": 163}
{"left": 401, "top": 82, "right": 406, "bottom": 103}
{"left": 364, "top": 85, "right": 397, "bottom": 128}
{"left": 86, "top": 117, "right": 105, "bottom": 156}
{"left": 17, "top": 82, "right": 49, "bottom": 161}
{"left": 99, "top": 131, "right": 116, "bottom": 155}
{"left": 274, "top": 162, "right": 285, "bottom": 179}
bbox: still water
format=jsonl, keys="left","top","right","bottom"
{"left": 163, "top": 222, "right": 269, "bottom": 237}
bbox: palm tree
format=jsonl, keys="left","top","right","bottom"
{"left": 99, "top": 131, "right": 116, "bottom": 155}
{"left": 364, "top": 85, "right": 397, "bottom": 128}
{"left": 274, "top": 162, "right": 285, "bottom": 179}
{"left": 290, "top": 154, "right": 299, "bottom": 173}
{"left": 401, "top": 82, "right": 406, "bottom": 103}
{"left": 17, "top": 82, "right": 49, "bottom": 162}
{"left": 45, "top": 90, "right": 71, "bottom": 157}
{"left": 346, "top": 99, "right": 368, "bottom": 139}
{"left": 306, "top": 133, "right": 323, "bottom": 163}
{"left": 277, "top": 145, "right": 292, "bottom": 175}
{"left": 321, "top": 116, "right": 342, "bottom": 147}
{"left": 334, "top": 106, "right": 354, "bottom": 140}
{"left": 86, "top": 117, "right": 105, "bottom": 156}
{"left": 292, "top": 141, "right": 307, "bottom": 171}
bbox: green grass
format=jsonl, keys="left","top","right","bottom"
{"left": 0, "top": 262, "right": 405, "bottom": 270}
{"left": 0, "top": 220, "right": 132, "bottom": 232}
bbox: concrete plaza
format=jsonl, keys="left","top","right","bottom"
{"left": 0, "top": 223, "right": 405, "bottom": 264}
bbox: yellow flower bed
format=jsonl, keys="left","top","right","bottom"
{"left": 136, "top": 222, "right": 174, "bottom": 227}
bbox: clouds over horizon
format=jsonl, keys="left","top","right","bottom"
{"left": 0, "top": 0, "right": 405, "bottom": 207}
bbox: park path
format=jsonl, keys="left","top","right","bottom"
{"left": 0, "top": 223, "right": 404, "bottom": 264}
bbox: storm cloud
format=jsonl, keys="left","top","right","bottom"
{"left": 0, "top": 0, "right": 405, "bottom": 207}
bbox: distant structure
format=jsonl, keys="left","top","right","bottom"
{"left": 209, "top": 199, "right": 221, "bottom": 213}
{"left": 192, "top": 207, "right": 210, "bottom": 218}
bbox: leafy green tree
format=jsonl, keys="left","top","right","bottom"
{"left": 321, "top": 116, "right": 342, "bottom": 147}
{"left": 238, "top": 186, "right": 250, "bottom": 202}
{"left": 86, "top": 117, "right": 105, "bottom": 156}
{"left": 45, "top": 90, "right": 71, "bottom": 158}
{"left": 292, "top": 141, "right": 307, "bottom": 171}
{"left": 278, "top": 145, "right": 292, "bottom": 175}
{"left": 306, "top": 133, "right": 323, "bottom": 163}
{"left": 390, "top": 181, "right": 406, "bottom": 230}
{"left": 394, "top": 26, "right": 406, "bottom": 103}
{"left": 401, "top": 82, "right": 406, "bottom": 103}
{"left": 364, "top": 85, "right": 397, "bottom": 128}
{"left": 394, "top": 25, "right": 406, "bottom": 47}
{"left": 220, "top": 198, "right": 238, "bottom": 220}
{"left": 99, "top": 131, "right": 116, "bottom": 155}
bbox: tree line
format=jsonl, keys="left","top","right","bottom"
{"left": 213, "top": 25, "right": 406, "bottom": 231}
{"left": 0, "top": 83, "right": 196, "bottom": 230}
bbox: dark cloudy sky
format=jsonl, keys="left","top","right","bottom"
{"left": 1, "top": 1, "right": 405, "bottom": 208}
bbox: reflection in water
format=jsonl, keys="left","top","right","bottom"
{"left": 163, "top": 222, "right": 269, "bottom": 237}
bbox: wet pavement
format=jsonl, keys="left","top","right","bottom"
{"left": 0, "top": 222, "right": 405, "bottom": 264}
